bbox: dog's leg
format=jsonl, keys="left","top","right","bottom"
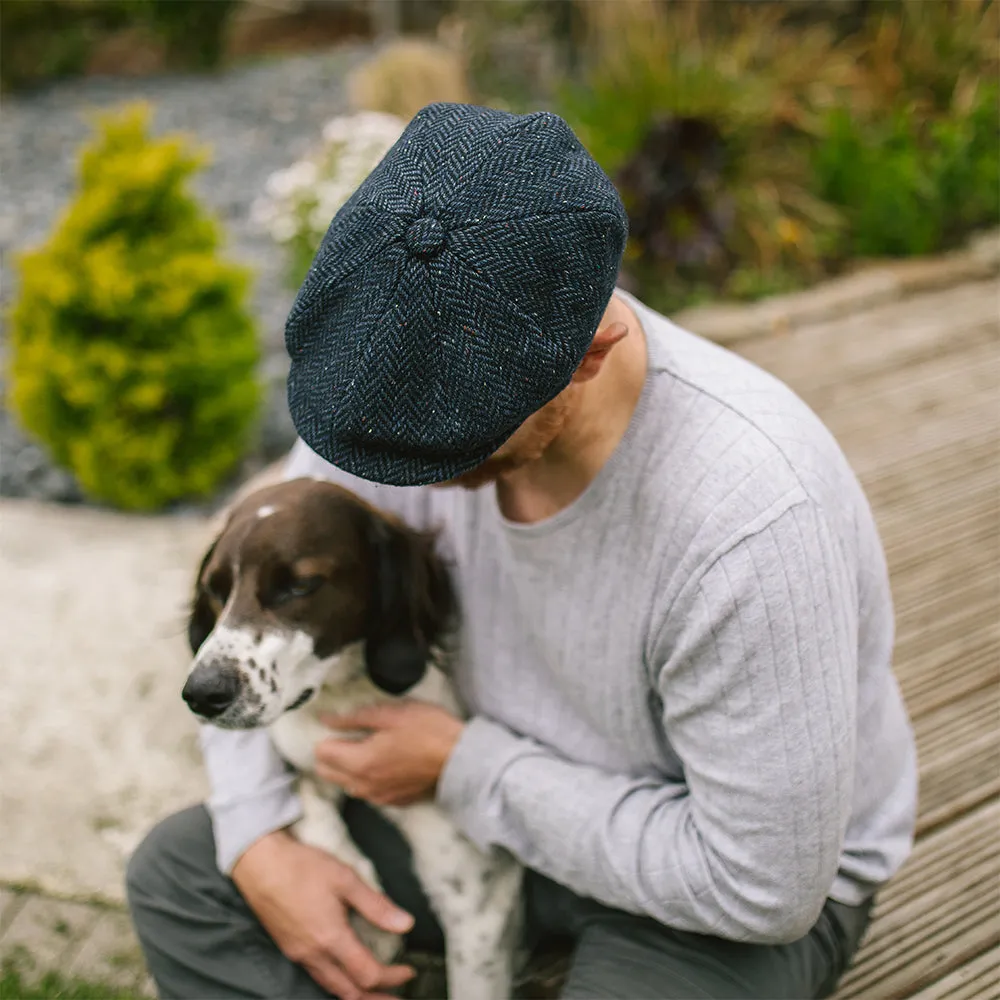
{"left": 293, "top": 777, "right": 402, "bottom": 967}
{"left": 385, "top": 803, "right": 523, "bottom": 1000}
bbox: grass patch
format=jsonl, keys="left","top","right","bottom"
{"left": 0, "top": 961, "right": 145, "bottom": 1000}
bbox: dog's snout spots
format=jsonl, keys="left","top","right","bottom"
{"left": 182, "top": 665, "right": 241, "bottom": 719}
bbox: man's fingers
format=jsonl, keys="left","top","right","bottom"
{"left": 375, "top": 964, "right": 419, "bottom": 989}
{"left": 330, "top": 924, "right": 413, "bottom": 993}
{"left": 340, "top": 872, "right": 415, "bottom": 935}
{"left": 316, "top": 735, "right": 370, "bottom": 774}
{"left": 314, "top": 759, "right": 353, "bottom": 789}
{"left": 320, "top": 703, "right": 403, "bottom": 731}
{"left": 304, "top": 957, "right": 364, "bottom": 1000}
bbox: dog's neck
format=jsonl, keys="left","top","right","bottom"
{"left": 311, "top": 672, "right": 395, "bottom": 720}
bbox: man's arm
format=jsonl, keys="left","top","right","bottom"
{"left": 438, "top": 500, "right": 864, "bottom": 944}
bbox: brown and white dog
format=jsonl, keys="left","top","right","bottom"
{"left": 182, "top": 477, "right": 523, "bottom": 999}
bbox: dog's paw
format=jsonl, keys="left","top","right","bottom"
{"left": 349, "top": 914, "right": 402, "bottom": 966}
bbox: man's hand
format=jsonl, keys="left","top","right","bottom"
{"left": 231, "top": 829, "right": 415, "bottom": 1000}
{"left": 316, "top": 701, "right": 465, "bottom": 806}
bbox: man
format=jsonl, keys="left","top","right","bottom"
{"left": 127, "top": 104, "right": 917, "bottom": 1000}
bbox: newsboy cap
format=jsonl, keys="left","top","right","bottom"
{"left": 285, "top": 102, "right": 628, "bottom": 486}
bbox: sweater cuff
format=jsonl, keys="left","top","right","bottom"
{"left": 207, "top": 783, "right": 303, "bottom": 875}
{"left": 437, "top": 715, "right": 523, "bottom": 851}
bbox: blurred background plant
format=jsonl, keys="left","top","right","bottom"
{"left": 557, "top": 0, "right": 855, "bottom": 311}
{"left": 812, "top": 0, "right": 1000, "bottom": 259}
{"left": 554, "top": 0, "right": 998, "bottom": 312}
{"left": 8, "top": 104, "right": 260, "bottom": 511}
{"left": 251, "top": 111, "right": 406, "bottom": 290}
{"left": 0, "top": 0, "right": 239, "bottom": 90}
{"left": 346, "top": 36, "right": 470, "bottom": 121}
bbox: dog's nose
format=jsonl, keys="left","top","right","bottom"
{"left": 182, "top": 666, "right": 241, "bottom": 719}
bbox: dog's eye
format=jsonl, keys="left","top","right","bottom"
{"left": 280, "top": 576, "right": 324, "bottom": 602}
{"left": 290, "top": 576, "right": 324, "bottom": 598}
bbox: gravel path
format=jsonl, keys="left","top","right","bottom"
{"left": 0, "top": 47, "right": 371, "bottom": 501}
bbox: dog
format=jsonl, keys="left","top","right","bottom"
{"left": 182, "top": 477, "right": 523, "bottom": 999}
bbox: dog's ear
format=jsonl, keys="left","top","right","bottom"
{"left": 363, "top": 514, "right": 456, "bottom": 695}
{"left": 188, "top": 537, "right": 220, "bottom": 656}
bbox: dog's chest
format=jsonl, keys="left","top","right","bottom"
{"left": 268, "top": 666, "right": 461, "bottom": 777}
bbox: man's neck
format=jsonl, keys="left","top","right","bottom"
{"left": 495, "top": 296, "right": 648, "bottom": 524}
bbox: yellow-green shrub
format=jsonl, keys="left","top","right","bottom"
{"left": 8, "top": 103, "right": 260, "bottom": 511}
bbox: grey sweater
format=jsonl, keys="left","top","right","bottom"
{"left": 199, "top": 291, "right": 917, "bottom": 944}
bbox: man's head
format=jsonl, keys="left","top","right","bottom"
{"left": 442, "top": 310, "right": 630, "bottom": 489}
{"left": 285, "top": 102, "right": 628, "bottom": 488}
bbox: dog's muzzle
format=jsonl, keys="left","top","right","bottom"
{"left": 182, "top": 664, "right": 241, "bottom": 720}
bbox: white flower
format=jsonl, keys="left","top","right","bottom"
{"left": 322, "top": 111, "right": 404, "bottom": 146}
{"left": 264, "top": 159, "right": 319, "bottom": 200}
{"left": 270, "top": 216, "right": 297, "bottom": 243}
{"left": 257, "top": 112, "right": 408, "bottom": 258}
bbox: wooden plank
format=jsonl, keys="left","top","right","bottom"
{"left": 914, "top": 685, "right": 1000, "bottom": 762}
{"left": 875, "top": 463, "right": 1000, "bottom": 544}
{"left": 740, "top": 281, "right": 999, "bottom": 398}
{"left": 849, "top": 407, "right": 997, "bottom": 483}
{"left": 895, "top": 612, "right": 999, "bottom": 687}
{"left": 918, "top": 737, "right": 1000, "bottom": 835}
{"left": 833, "top": 800, "right": 1000, "bottom": 999}
{"left": 862, "top": 433, "right": 999, "bottom": 509}
{"left": 862, "top": 803, "right": 995, "bottom": 916}
{"left": 914, "top": 684, "right": 1000, "bottom": 834}
{"left": 890, "top": 540, "right": 997, "bottom": 619}
{"left": 907, "top": 945, "right": 1000, "bottom": 1000}
{"left": 897, "top": 627, "right": 999, "bottom": 719}
{"left": 815, "top": 341, "right": 998, "bottom": 434}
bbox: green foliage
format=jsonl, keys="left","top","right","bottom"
{"left": 0, "top": 0, "right": 237, "bottom": 91}
{"left": 1, "top": 959, "right": 142, "bottom": 1000}
{"left": 557, "top": 0, "right": 999, "bottom": 309}
{"left": 0, "top": 0, "right": 138, "bottom": 91}
{"left": 814, "top": 86, "right": 999, "bottom": 259}
{"left": 8, "top": 103, "right": 260, "bottom": 511}
{"left": 559, "top": 2, "right": 848, "bottom": 304}
{"left": 143, "top": 0, "right": 237, "bottom": 71}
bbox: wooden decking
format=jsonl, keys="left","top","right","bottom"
{"left": 734, "top": 279, "right": 1000, "bottom": 999}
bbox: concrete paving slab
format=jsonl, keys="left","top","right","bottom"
{"left": 66, "top": 908, "right": 148, "bottom": 991}
{"left": 0, "top": 896, "right": 99, "bottom": 973}
{"left": 0, "top": 501, "right": 213, "bottom": 903}
{"left": 0, "top": 888, "right": 25, "bottom": 934}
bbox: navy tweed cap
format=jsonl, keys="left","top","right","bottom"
{"left": 285, "top": 102, "right": 629, "bottom": 486}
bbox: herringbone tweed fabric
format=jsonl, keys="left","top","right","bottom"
{"left": 285, "top": 102, "right": 629, "bottom": 486}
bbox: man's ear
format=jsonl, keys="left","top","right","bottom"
{"left": 188, "top": 537, "right": 220, "bottom": 656}
{"left": 363, "top": 514, "right": 456, "bottom": 695}
{"left": 572, "top": 320, "right": 629, "bottom": 383}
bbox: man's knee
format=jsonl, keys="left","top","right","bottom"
{"left": 126, "top": 804, "right": 218, "bottom": 916}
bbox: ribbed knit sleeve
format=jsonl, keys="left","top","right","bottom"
{"left": 438, "top": 499, "right": 860, "bottom": 943}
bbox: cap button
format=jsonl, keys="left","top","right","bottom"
{"left": 405, "top": 217, "right": 447, "bottom": 260}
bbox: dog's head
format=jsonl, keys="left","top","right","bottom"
{"left": 182, "top": 478, "right": 455, "bottom": 729}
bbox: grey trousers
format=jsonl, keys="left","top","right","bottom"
{"left": 126, "top": 803, "right": 872, "bottom": 1000}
